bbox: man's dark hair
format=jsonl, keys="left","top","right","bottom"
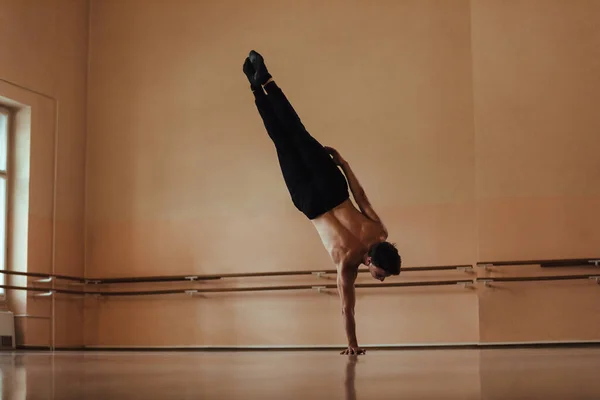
{"left": 368, "top": 241, "right": 401, "bottom": 275}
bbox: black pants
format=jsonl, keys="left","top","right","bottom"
{"left": 253, "top": 82, "right": 349, "bottom": 220}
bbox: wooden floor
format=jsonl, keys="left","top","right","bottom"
{"left": 0, "top": 347, "right": 599, "bottom": 399}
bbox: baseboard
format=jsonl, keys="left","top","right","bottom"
{"left": 84, "top": 340, "right": 600, "bottom": 351}
{"left": 13, "top": 345, "right": 85, "bottom": 351}
{"left": 11, "top": 340, "right": 600, "bottom": 352}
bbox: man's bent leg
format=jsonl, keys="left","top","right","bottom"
{"left": 262, "top": 82, "right": 349, "bottom": 216}
{"left": 262, "top": 79, "right": 309, "bottom": 137}
{"left": 248, "top": 51, "right": 337, "bottom": 175}
{"left": 247, "top": 52, "right": 348, "bottom": 216}
{"left": 263, "top": 81, "right": 343, "bottom": 179}
{"left": 252, "top": 89, "right": 318, "bottom": 217}
{"left": 253, "top": 88, "right": 289, "bottom": 150}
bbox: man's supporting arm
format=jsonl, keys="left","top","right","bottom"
{"left": 337, "top": 267, "right": 365, "bottom": 355}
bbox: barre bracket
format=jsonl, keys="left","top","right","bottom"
{"left": 312, "top": 286, "right": 327, "bottom": 293}
{"left": 14, "top": 314, "right": 52, "bottom": 320}
{"left": 33, "top": 290, "right": 54, "bottom": 297}
{"left": 479, "top": 279, "right": 493, "bottom": 287}
{"left": 478, "top": 264, "right": 493, "bottom": 271}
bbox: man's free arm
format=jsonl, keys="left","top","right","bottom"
{"left": 324, "top": 146, "right": 388, "bottom": 236}
{"left": 341, "top": 161, "right": 385, "bottom": 230}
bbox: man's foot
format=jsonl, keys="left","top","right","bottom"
{"left": 243, "top": 57, "right": 261, "bottom": 91}
{"left": 248, "top": 50, "right": 273, "bottom": 86}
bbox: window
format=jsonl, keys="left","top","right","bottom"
{"left": 0, "top": 107, "right": 9, "bottom": 295}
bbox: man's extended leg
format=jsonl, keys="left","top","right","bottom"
{"left": 246, "top": 52, "right": 349, "bottom": 218}
{"left": 248, "top": 51, "right": 341, "bottom": 179}
{"left": 262, "top": 79, "right": 350, "bottom": 216}
{"left": 253, "top": 88, "right": 313, "bottom": 198}
{"left": 244, "top": 58, "right": 316, "bottom": 214}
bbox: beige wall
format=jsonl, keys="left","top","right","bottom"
{"left": 3, "top": 0, "right": 596, "bottom": 347}
{"left": 472, "top": 0, "right": 600, "bottom": 343}
{"left": 472, "top": 0, "right": 600, "bottom": 261}
{"left": 0, "top": 0, "right": 89, "bottom": 347}
{"left": 85, "top": 0, "right": 600, "bottom": 347}
{"left": 85, "top": 0, "right": 479, "bottom": 347}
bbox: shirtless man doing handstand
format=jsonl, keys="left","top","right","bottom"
{"left": 243, "top": 50, "right": 401, "bottom": 355}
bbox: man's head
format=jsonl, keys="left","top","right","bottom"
{"left": 364, "top": 241, "right": 401, "bottom": 281}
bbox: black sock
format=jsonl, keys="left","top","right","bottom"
{"left": 249, "top": 50, "right": 272, "bottom": 86}
{"left": 243, "top": 57, "right": 261, "bottom": 91}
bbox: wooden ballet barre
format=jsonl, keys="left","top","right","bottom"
{"left": 0, "top": 264, "right": 473, "bottom": 286}
{"left": 476, "top": 274, "right": 600, "bottom": 285}
{"left": 0, "top": 269, "right": 86, "bottom": 283}
{"left": 477, "top": 258, "right": 600, "bottom": 268}
{"left": 14, "top": 314, "right": 52, "bottom": 320}
{"left": 0, "top": 270, "right": 191, "bottom": 285}
{"left": 0, "top": 284, "right": 86, "bottom": 295}
{"left": 60, "top": 264, "right": 474, "bottom": 285}
{"left": 88, "top": 275, "right": 222, "bottom": 284}
{"left": 0, "top": 279, "right": 476, "bottom": 297}
{"left": 93, "top": 278, "right": 476, "bottom": 296}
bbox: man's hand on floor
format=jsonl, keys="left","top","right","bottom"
{"left": 340, "top": 345, "right": 366, "bottom": 356}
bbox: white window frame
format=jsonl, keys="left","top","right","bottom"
{"left": 0, "top": 106, "right": 10, "bottom": 299}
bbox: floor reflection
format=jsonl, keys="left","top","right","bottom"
{"left": 0, "top": 348, "right": 598, "bottom": 399}
{"left": 0, "top": 354, "right": 27, "bottom": 400}
{"left": 345, "top": 356, "right": 357, "bottom": 400}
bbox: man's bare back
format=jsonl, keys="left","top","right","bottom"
{"left": 312, "top": 199, "right": 386, "bottom": 268}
